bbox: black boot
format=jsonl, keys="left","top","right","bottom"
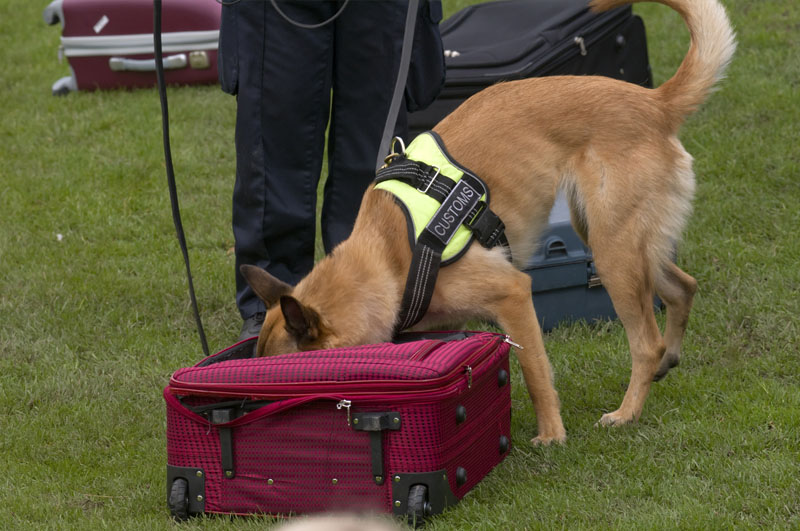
{"left": 238, "top": 312, "right": 265, "bottom": 342}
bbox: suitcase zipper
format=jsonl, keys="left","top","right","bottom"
{"left": 408, "top": 340, "right": 446, "bottom": 361}
{"left": 169, "top": 334, "right": 507, "bottom": 400}
{"left": 336, "top": 399, "right": 352, "bottom": 426}
{"left": 503, "top": 335, "right": 524, "bottom": 350}
{"left": 540, "top": 14, "right": 630, "bottom": 76}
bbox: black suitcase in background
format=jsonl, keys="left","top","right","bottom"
{"left": 408, "top": 0, "right": 652, "bottom": 136}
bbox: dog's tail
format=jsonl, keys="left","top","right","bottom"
{"left": 590, "top": 0, "right": 736, "bottom": 128}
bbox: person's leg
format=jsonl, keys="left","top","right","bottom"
{"left": 321, "top": 0, "right": 410, "bottom": 254}
{"left": 229, "top": 0, "right": 335, "bottom": 323}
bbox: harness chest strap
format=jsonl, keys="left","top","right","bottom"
{"left": 374, "top": 132, "right": 509, "bottom": 332}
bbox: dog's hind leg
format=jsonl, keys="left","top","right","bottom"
{"left": 653, "top": 262, "right": 697, "bottom": 381}
{"left": 591, "top": 243, "right": 666, "bottom": 427}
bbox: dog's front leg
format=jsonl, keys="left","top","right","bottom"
{"left": 491, "top": 270, "right": 566, "bottom": 446}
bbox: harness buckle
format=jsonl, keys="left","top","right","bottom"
{"left": 417, "top": 165, "right": 440, "bottom": 195}
{"left": 463, "top": 202, "right": 486, "bottom": 229}
{"left": 465, "top": 202, "right": 506, "bottom": 249}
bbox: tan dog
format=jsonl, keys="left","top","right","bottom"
{"left": 241, "top": 0, "right": 736, "bottom": 445}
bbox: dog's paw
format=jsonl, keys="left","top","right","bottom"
{"left": 530, "top": 430, "right": 567, "bottom": 446}
{"left": 596, "top": 410, "right": 636, "bottom": 427}
{"left": 653, "top": 352, "right": 680, "bottom": 382}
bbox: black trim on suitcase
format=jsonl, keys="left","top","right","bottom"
{"left": 391, "top": 469, "right": 458, "bottom": 518}
{"left": 167, "top": 465, "right": 205, "bottom": 519}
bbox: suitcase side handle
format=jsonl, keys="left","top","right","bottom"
{"left": 544, "top": 236, "right": 569, "bottom": 258}
{"left": 109, "top": 54, "right": 187, "bottom": 72}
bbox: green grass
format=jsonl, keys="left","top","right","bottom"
{"left": 2, "top": 0, "right": 799, "bottom": 529}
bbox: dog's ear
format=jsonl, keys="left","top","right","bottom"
{"left": 280, "top": 295, "right": 323, "bottom": 345}
{"left": 240, "top": 264, "right": 292, "bottom": 307}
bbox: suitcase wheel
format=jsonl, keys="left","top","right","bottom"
{"left": 168, "top": 478, "right": 190, "bottom": 521}
{"left": 407, "top": 484, "right": 432, "bottom": 528}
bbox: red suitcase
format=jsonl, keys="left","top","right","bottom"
{"left": 43, "top": 0, "right": 220, "bottom": 95}
{"left": 164, "top": 331, "right": 512, "bottom": 524}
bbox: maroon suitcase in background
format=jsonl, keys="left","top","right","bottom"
{"left": 43, "top": 0, "right": 220, "bottom": 95}
{"left": 164, "top": 331, "right": 513, "bottom": 524}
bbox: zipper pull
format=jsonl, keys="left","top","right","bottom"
{"left": 336, "top": 399, "right": 352, "bottom": 426}
{"left": 574, "top": 36, "right": 588, "bottom": 56}
{"left": 465, "top": 366, "right": 473, "bottom": 389}
{"left": 504, "top": 335, "right": 524, "bottom": 350}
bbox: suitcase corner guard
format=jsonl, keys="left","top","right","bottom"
{"left": 391, "top": 469, "right": 458, "bottom": 519}
{"left": 167, "top": 465, "right": 205, "bottom": 520}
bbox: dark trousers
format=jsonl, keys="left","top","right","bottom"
{"left": 220, "top": 0, "right": 431, "bottom": 319}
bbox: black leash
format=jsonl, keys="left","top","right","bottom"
{"left": 153, "top": 0, "right": 210, "bottom": 357}
{"left": 376, "top": 0, "right": 420, "bottom": 171}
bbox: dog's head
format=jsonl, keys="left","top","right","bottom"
{"left": 240, "top": 264, "right": 333, "bottom": 356}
